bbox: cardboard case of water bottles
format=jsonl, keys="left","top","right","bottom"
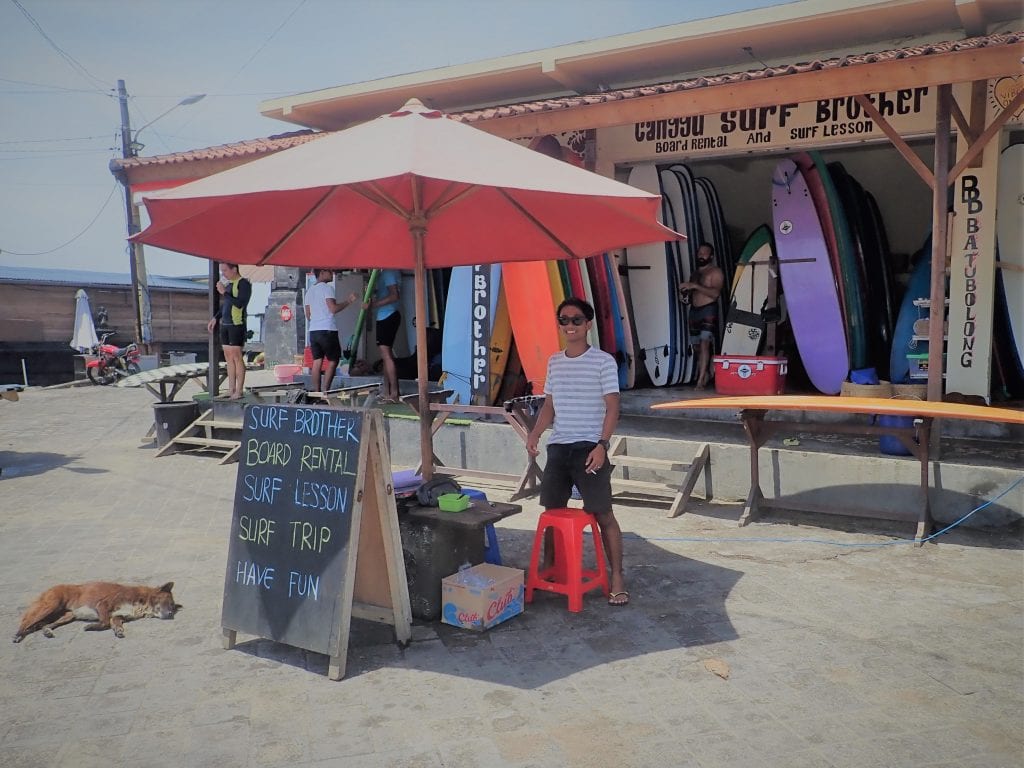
{"left": 441, "top": 563, "right": 524, "bottom": 632}
{"left": 712, "top": 355, "right": 788, "bottom": 395}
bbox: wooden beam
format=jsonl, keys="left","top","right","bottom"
{"left": 967, "top": 80, "right": 988, "bottom": 169}
{"left": 472, "top": 43, "right": 1023, "bottom": 138}
{"left": 948, "top": 95, "right": 975, "bottom": 144}
{"left": 853, "top": 94, "right": 934, "bottom": 187}
{"left": 948, "top": 86, "right": 1024, "bottom": 184}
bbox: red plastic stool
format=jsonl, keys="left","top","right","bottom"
{"left": 525, "top": 508, "right": 610, "bottom": 612}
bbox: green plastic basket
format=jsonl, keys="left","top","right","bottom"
{"left": 437, "top": 493, "right": 470, "bottom": 513}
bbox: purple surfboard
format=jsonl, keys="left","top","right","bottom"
{"left": 772, "top": 159, "right": 849, "bottom": 394}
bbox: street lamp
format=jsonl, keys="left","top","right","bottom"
{"left": 129, "top": 93, "right": 206, "bottom": 155}
{"left": 114, "top": 81, "right": 205, "bottom": 352}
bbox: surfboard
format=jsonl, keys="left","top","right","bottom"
{"left": 772, "top": 159, "right": 849, "bottom": 394}
{"left": 793, "top": 154, "right": 846, "bottom": 341}
{"left": 812, "top": 153, "right": 868, "bottom": 371}
{"left": 626, "top": 164, "right": 675, "bottom": 386}
{"left": 587, "top": 255, "right": 615, "bottom": 355}
{"left": 489, "top": 283, "right": 512, "bottom": 405}
{"left": 997, "top": 143, "right": 1024, "bottom": 374}
{"left": 607, "top": 253, "right": 636, "bottom": 389}
{"left": 504, "top": 260, "right": 561, "bottom": 395}
{"left": 651, "top": 394, "right": 1024, "bottom": 425}
{"left": 699, "top": 177, "right": 735, "bottom": 284}
{"left": 693, "top": 175, "right": 730, "bottom": 342}
{"left": 889, "top": 238, "right": 931, "bottom": 384}
{"left": 441, "top": 267, "right": 473, "bottom": 403}
{"left": 575, "top": 258, "right": 601, "bottom": 349}
{"left": 721, "top": 225, "right": 772, "bottom": 356}
{"left": 659, "top": 168, "right": 689, "bottom": 385}
{"left": 343, "top": 269, "right": 379, "bottom": 369}
{"left": 828, "top": 162, "right": 889, "bottom": 376}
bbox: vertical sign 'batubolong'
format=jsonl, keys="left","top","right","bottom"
{"left": 221, "top": 404, "right": 364, "bottom": 656}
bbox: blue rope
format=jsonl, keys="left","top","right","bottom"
{"left": 623, "top": 474, "right": 1024, "bottom": 548}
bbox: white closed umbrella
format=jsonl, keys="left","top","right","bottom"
{"left": 70, "top": 289, "right": 99, "bottom": 352}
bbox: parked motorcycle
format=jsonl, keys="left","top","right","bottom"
{"left": 86, "top": 333, "right": 141, "bottom": 385}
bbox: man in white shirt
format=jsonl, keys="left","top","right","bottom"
{"left": 527, "top": 297, "right": 627, "bottom": 606}
{"left": 304, "top": 269, "right": 358, "bottom": 393}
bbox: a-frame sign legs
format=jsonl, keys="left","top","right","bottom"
{"left": 329, "top": 410, "right": 412, "bottom": 680}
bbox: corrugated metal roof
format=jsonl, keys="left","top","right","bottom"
{"left": 0, "top": 266, "right": 207, "bottom": 292}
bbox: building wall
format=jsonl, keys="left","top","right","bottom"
{"left": 0, "top": 283, "right": 208, "bottom": 347}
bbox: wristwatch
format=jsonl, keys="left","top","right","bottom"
{"left": 597, "top": 439, "right": 610, "bottom": 450}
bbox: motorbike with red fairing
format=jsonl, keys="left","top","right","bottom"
{"left": 86, "top": 332, "right": 141, "bottom": 385}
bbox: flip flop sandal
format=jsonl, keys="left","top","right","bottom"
{"left": 608, "top": 591, "right": 630, "bottom": 607}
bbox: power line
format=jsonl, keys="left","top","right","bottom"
{"left": 0, "top": 134, "right": 110, "bottom": 145}
{"left": 9, "top": 0, "right": 108, "bottom": 90}
{"left": 0, "top": 180, "right": 119, "bottom": 256}
{"left": 176, "top": 0, "right": 307, "bottom": 134}
{"left": 0, "top": 76, "right": 108, "bottom": 94}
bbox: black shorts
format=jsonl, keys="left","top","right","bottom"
{"left": 375, "top": 311, "right": 401, "bottom": 348}
{"left": 540, "top": 441, "right": 613, "bottom": 515}
{"left": 219, "top": 323, "right": 246, "bottom": 347}
{"left": 688, "top": 302, "right": 718, "bottom": 342}
{"left": 309, "top": 330, "right": 341, "bottom": 362}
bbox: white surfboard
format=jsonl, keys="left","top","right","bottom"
{"left": 997, "top": 144, "right": 1024, "bottom": 371}
{"left": 626, "top": 164, "right": 674, "bottom": 386}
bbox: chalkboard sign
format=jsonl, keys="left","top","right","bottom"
{"left": 221, "top": 405, "right": 410, "bottom": 678}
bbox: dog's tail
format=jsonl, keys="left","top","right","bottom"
{"left": 13, "top": 587, "right": 64, "bottom": 643}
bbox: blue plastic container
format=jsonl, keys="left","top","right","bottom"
{"left": 878, "top": 414, "right": 915, "bottom": 456}
{"left": 462, "top": 488, "right": 502, "bottom": 565}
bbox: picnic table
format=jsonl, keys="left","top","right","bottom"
{"left": 652, "top": 395, "right": 1024, "bottom": 545}
{"left": 115, "top": 362, "right": 227, "bottom": 403}
{"left": 116, "top": 363, "right": 229, "bottom": 441}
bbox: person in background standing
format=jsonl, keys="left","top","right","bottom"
{"left": 304, "top": 268, "right": 359, "bottom": 393}
{"left": 526, "top": 297, "right": 627, "bottom": 606}
{"left": 363, "top": 268, "right": 402, "bottom": 402}
{"left": 206, "top": 262, "right": 252, "bottom": 400}
{"left": 679, "top": 242, "right": 724, "bottom": 389}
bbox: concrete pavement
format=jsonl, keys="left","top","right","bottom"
{"left": 0, "top": 381, "right": 1021, "bottom": 768}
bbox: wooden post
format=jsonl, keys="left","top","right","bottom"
{"left": 927, "top": 85, "right": 951, "bottom": 406}
{"left": 410, "top": 177, "right": 433, "bottom": 481}
{"left": 208, "top": 259, "right": 219, "bottom": 396}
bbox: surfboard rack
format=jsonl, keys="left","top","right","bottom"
{"left": 607, "top": 436, "right": 711, "bottom": 518}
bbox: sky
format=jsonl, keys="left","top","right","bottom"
{"left": 0, "top": 0, "right": 788, "bottom": 278}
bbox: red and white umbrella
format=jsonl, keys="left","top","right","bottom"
{"left": 135, "top": 99, "right": 680, "bottom": 476}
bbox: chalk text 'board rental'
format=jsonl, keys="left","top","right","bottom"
{"left": 221, "top": 404, "right": 410, "bottom": 680}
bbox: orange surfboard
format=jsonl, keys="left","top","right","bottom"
{"left": 652, "top": 395, "right": 1024, "bottom": 424}
{"left": 504, "top": 260, "right": 561, "bottom": 394}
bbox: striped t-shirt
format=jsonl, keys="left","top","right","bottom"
{"left": 544, "top": 346, "right": 619, "bottom": 444}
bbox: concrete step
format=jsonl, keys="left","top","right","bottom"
{"left": 172, "top": 436, "right": 239, "bottom": 450}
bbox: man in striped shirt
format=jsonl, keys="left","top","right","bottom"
{"left": 527, "top": 297, "right": 627, "bottom": 606}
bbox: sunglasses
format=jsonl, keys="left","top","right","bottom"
{"left": 557, "top": 315, "right": 587, "bottom": 326}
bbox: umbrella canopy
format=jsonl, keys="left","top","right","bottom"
{"left": 70, "top": 289, "right": 99, "bottom": 353}
{"left": 134, "top": 98, "right": 681, "bottom": 477}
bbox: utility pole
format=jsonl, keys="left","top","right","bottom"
{"left": 117, "top": 79, "right": 152, "bottom": 352}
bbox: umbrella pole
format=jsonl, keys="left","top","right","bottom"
{"left": 411, "top": 213, "right": 433, "bottom": 481}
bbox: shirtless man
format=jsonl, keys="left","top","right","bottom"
{"left": 679, "top": 243, "right": 724, "bottom": 389}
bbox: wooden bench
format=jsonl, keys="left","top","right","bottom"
{"left": 652, "top": 395, "right": 1024, "bottom": 545}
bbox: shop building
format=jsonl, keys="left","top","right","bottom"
{"left": 113, "top": 0, "right": 1023, "bottom": 401}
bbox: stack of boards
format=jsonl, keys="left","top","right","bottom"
{"left": 625, "top": 163, "right": 732, "bottom": 387}
{"left": 442, "top": 252, "right": 638, "bottom": 403}
{"left": 724, "top": 152, "right": 904, "bottom": 395}
{"left": 419, "top": 143, "right": 1024, "bottom": 402}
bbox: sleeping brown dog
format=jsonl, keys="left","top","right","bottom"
{"left": 13, "top": 581, "right": 177, "bottom": 642}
